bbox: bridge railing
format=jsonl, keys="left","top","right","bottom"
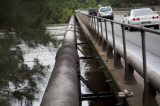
{"left": 76, "top": 12, "right": 160, "bottom": 106}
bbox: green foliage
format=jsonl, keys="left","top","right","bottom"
{"left": 107, "top": 0, "right": 159, "bottom": 7}
{"left": 130, "top": 3, "right": 143, "bottom": 7}
{"left": 59, "top": 7, "right": 73, "bottom": 23}
{"left": 0, "top": 0, "right": 54, "bottom": 46}
{"left": 78, "top": 0, "right": 160, "bottom": 8}
{"left": 49, "top": 0, "right": 76, "bottom": 23}
{"left": 0, "top": 99, "right": 10, "bottom": 106}
{"left": 108, "top": 0, "right": 121, "bottom": 7}
{"left": 78, "top": 0, "right": 99, "bottom": 9}
{"left": 0, "top": 0, "right": 61, "bottom": 104}
{"left": 0, "top": 42, "right": 49, "bottom": 102}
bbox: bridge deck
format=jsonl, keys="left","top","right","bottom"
{"left": 77, "top": 15, "right": 145, "bottom": 106}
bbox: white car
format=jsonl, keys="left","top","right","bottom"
{"left": 97, "top": 6, "right": 114, "bottom": 20}
{"left": 123, "top": 8, "right": 160, "bottom": 31}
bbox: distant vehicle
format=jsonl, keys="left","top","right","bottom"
{"left": 97, "top": 6, "right": 114, "bottom": 20}
{"left": 88, "top": 8, "right": 97, "bottom": 16}
{"left": 123, "top": 8, "right": 160, "bottom": 31}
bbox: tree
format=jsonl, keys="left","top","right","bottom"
{"left": 0, "top": 0, "right": 79, "bottom": 105}
{"left": 0, "top": 0, "right": 58, "bottom": 105}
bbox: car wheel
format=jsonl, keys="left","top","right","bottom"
{"left": 128, "top": 26, "right": 133, "bottom": 31}
{"left": 154, "top": 25, "right": 159, "bottom": 29}
{"left": 128, "top": 21, "right": 133, "bottom": 31}
{"left": 124, "top": 26, "right": 128, "bottom": 30}
{"left": 123, "top": 21, "right": 128, "bottom": 30}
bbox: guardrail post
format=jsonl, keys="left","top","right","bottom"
{"left": 107, "top": 46, "right": 113, "bottom": 59}
{"left": 114, "top": 52, "right": 122, "bottom": 69}
{"left": 141, "top": 29, "right": 148, "bottom": 106}
{"left": 106, "top": 22, "right": 114, "bottom": 59}
{"left": 98, "top": 18, "right": 103, "bottom": 45}
{"left": 88, "top": 16, "right": 92, "bottom": 33}
{"left": 121, "top": 25, "right": 136, "bottom": 83}
{"left": 89, "top": 16, "right": 92, "bottom": 29}
{"left": 101, "top": 19, "right": 106, "bottom": 51}
{"left": 143, "top": 83, "right": 158, "bottom": 106}
{"left": 102, "top": 20, "right": 108, "bottom": 52}
{"left": 89, "top": 16, "right": 91, "bottom": 28}
{"left": 141, "top": 30, "right": 158, "bottom": 106}
{"left": 124, "top": 63, "right": 136, "bottom": 83}
{"left": 92, "top": 17, "right": 94, "bottom": 30}
{"left": 89, "top": 16, "right": 91, "bottom": 27}
{"left": 102, "top": 38, "right": 107, "bottom": 51}
{"left": 104, "top": 20, "right": 108, "bottom": 47}
{"left": 111, "top": 22, "right": 121, "bottom": 68}
{"left": 96, "top": 17, "right": 100, "bottom": 42}
{"left": 93, "top": 17, "right": 97, "bottom": 39}
{"left": 91, "top": 17, "right": 94, "bottom": 30}
{"left": 111, "top": 22, "right": 115, "bottom": 53}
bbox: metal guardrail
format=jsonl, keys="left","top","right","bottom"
{"left": 76, "top": 12, "right": 160, "bottom": 106}
{"left": 40, "top": 16, "right": 79, "bottom": 106}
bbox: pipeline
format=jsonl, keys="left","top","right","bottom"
{"left": 40, "top": 16, "right": 79, "bottom": 106}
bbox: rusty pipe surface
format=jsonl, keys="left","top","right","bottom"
{"left": 40, "top": 16, "right": 79, "bottom": 106}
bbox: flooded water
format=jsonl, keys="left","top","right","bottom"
{"left": 76, "top": 23, "right": 117, "bottom": 106}
{"left": 0, "top": 25, "right": 66, "bottom": 106}
{"left": 80, "top": 59, "right": 116, "bottom": 106}
{"left": 17, "top": 24, "right": 67, "bottom": 106}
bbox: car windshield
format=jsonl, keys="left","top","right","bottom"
{"left": 133, "top": 8, "right": 155, "bottom": 16}
{"left": 100, "top": 7, "right": 111, "bottom": 12}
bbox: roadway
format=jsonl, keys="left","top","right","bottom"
{"left": 114, "top": 14, "right": 160, "bottom": 57}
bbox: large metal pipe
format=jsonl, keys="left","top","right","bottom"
{"left": 40, "top": 16, "right": 79, "bottom": 106}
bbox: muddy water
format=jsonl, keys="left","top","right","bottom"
{"left": 76, "top": 23, "right": 117, "bottom": 106}
{"left": 80, "top": 60, "right": 116, "bottom": 106}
